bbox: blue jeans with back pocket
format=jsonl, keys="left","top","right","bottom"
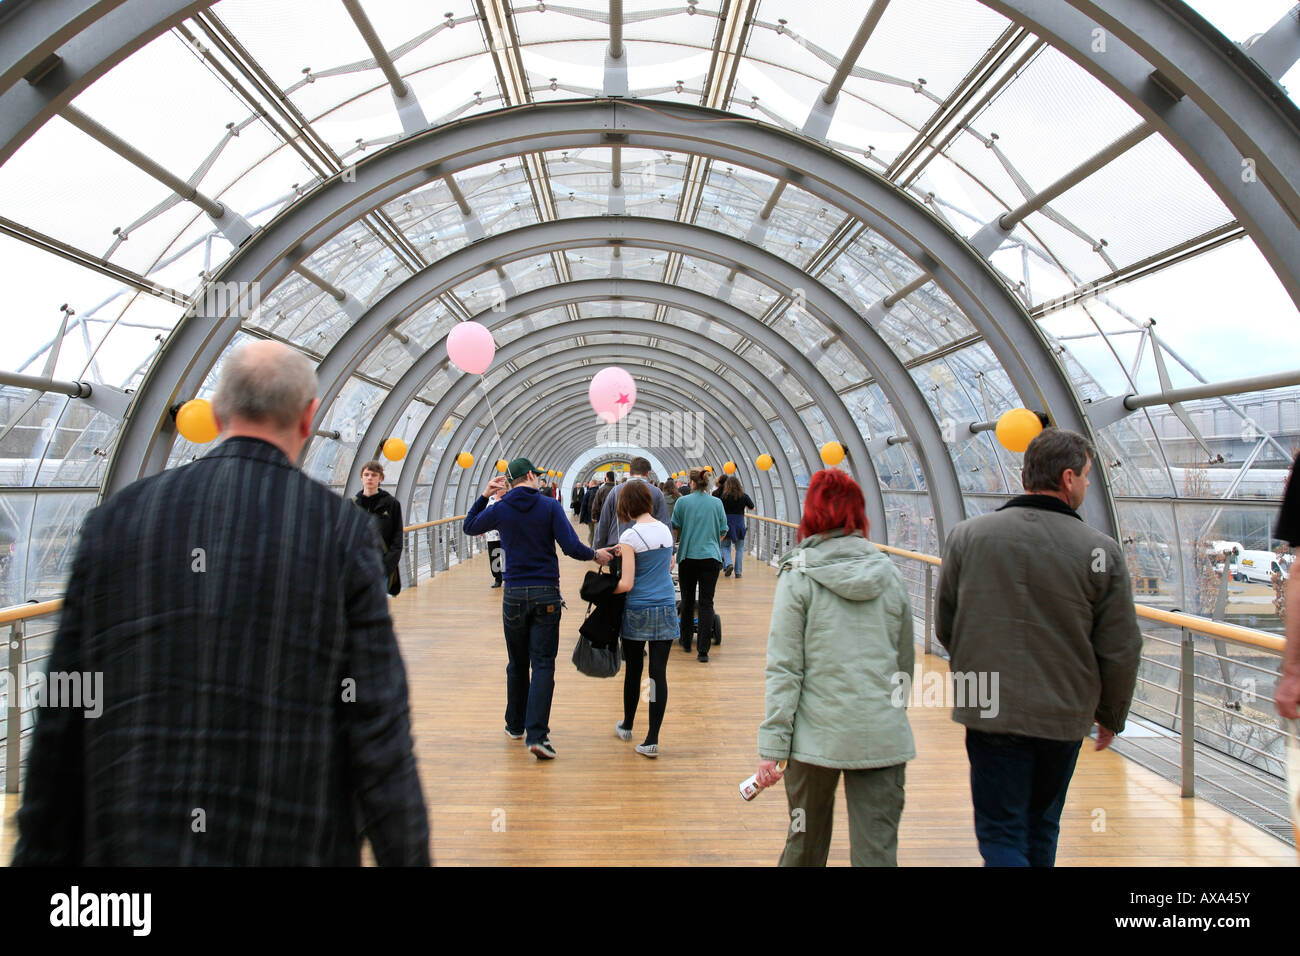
{"left": 502, "top": 586, "right": 563, "bottom": 745}
{"left": 964, "top": 728, "right": 1082, "bottom": 866}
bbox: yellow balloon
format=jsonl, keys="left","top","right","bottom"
{"left": 382, "top": 437, "right": 407, "bottom": 461}
{"left": 704, "top": 465, "right": 713, "bottom": 473}
{"left": 723, "top": 461, "right": 736, "bottom": 475}
{"left": 820, "top": 441, "right": 845, "bottom": 466}
{"left": 995, "top": 408, "right": 1044, "bottom": 453}
{"left": 496, "top": 459, "right": 508, "bottom": 473}
{"left": 547, "top": 469, "right": 555, "bottom": 477}
{"left": 756, "top": 454, "right": 773, "bottom": 471}
{"left": 457, "top": 451, "right": 474, "bottom": 469}
{"left": 175, "top": 398, "right": 219, "bottom": 444}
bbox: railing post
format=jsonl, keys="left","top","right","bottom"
{"left": 7, "top": 621, "right": 23, "bottom": 794}
{"left": 408, "top": 531, "right": 418, "bottom": 589}
{"left": 1180, "top": 626, "right": 1196, "bottom": 798}
{"left": 924, "top": 564, "right": 934, "bottom": 657}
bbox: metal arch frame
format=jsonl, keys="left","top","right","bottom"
{"left": 444, "top": 377, "right": 765, "bottom": 516}
{"left": 308, "top": 217, "right": 935, "bottom": 525}
{"left": 449, "top": 377, "right": 779, "bottom": 521}
{"left": 392, "top": 338, "right": 804, "bottom": 525}
{"left": 92, "top": 100, "right": 1104, "bottom": 534}
{"left": 422, "top": 339, "right": 804, "bottom": 524}
{"left": 461, "top": 396, "right": 767, "bottom": 523}
{"left": 3, "top": 10, "right": 1294, "bottom": 531}
{"left": 397, "top": 342, "right": 803, "bottom": 528}
{"left": 449, "top": 393, "right": 754, "bottom": 524}
{"left": 343, "top": 277, "right": 874, "bottom": 514}
{"left": 981, "top": 0, "right": 1300, "bottom": 309}
{"left": 448, "top": 383, "right": 772, "bottom": 523}
{"left": 8, "top": 0, "right": 1298, "bottom": 278}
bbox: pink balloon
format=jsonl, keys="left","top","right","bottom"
{"left": 589, "top": 366, "right": 637, "bottom": 424}
{"left": 447, "top": 321, "right": 496, "bottom": 375}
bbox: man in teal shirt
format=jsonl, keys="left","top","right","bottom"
{"left": 671, "top": 467, "right": 728, "bottom": 661}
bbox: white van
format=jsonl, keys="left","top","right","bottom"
{"left": 1234, "top": 550, "right": 1287, "bottom": 584}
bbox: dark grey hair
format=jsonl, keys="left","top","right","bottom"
{"left": 213, "top": 341, "right": 318, "bottom": 429}
{"left": 1021, "top": 427, "right": 1094, "bottom": 492}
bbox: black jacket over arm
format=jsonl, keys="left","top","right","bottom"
{"left": 14, "top": 437, "right": 429, "bottom": 866}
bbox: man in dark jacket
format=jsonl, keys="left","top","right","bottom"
{"left": 464, "top": 458, "right": 611, "bottom": 759}
{"left": 590, "top": 471, "right": 617, "bottom": 544}
{"left": 353, "top": 459, "right": 403, "bottom": 595}
{"left": 14, "top": 341, "right": 429, "bottom": 866}
{"left": 936, "top": 427, "right": 1141, "bottom": 867}
{"left": 594, "top": 456, "right": 671, "bottom": 549}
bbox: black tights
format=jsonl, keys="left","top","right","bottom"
{"left": 621, "top": 639, "right": 671, "bottom": 746}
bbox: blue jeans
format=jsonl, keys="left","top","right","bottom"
{"left": 720, "top": 535, "right": 744, "bottom": 574}
{"left": 964, "top": 729, "right": 1082, "bottom": 866}
{"left": 502, "top": 586, "right": 563, "bottom": 745}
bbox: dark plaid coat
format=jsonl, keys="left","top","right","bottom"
{"left": 13, "top": 437, "right": 429, "bottom": 866}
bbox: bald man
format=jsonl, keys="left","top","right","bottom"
{"left": 15, "top": 341, "right": 429, "bottom": 866}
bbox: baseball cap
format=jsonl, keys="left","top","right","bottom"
{"left": 507, "top": 457, "right": 539, "bottom": 480}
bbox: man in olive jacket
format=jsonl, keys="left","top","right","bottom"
{"left": 936, "top": 427, "right": 1141, "bottom": 867}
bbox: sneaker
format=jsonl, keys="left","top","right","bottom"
{"left": 734, "top": 573, "right": 742, "bottom": 579}
{"left": 529, "top": 739, "right": 557, "bottom": 760}
{"left": 615, "top": 722, "right": 633, "bottom": 741}
{"left": 505, "top": 727, "right": 524, "bottom": 740}
{"left": 635, "top": 743, "right": 659, "bottom": 758}
{"left": 724, "top": 566, "right": 733, "bottom": 577}
{"left": 491, "top": 581, "right": 503, "bottom": 588}
{"left": 697, "top": 653, "right": 709, "bottom": 663}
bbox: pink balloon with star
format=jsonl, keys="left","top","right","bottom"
{"left": 589, "top": 366, "right": 637, "bottom": 424}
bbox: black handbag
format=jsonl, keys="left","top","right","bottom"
{"left": 572, "top": 556, "right": 624, "bottom": 678}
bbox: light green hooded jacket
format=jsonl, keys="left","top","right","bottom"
{"left": 758, "top": 529, "right": 916, "bottom": 769}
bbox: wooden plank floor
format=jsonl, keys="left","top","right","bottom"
{"left": 4, "top": 520, "right": 1294, "bottom": 866}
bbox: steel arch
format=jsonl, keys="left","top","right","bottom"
{"left": 343, "top": 278, "right": 878, "bottom": 520}
{"left": 100, "top": 100, "right": 1106, "bottom": 534}
{"left": 448, "top": 379, "right": 778, "bottom": 520}
{"left": 423, "top": 340, "right": 806, "bottom": 524}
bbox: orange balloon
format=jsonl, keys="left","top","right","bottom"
{"left": 382, "top": 437, "right": 407, "bottom": 461}
{"left": 176, "top": 399, "right": 219, "bottom": 444}
{"left": 995, "top": 408, "right": 1044, "bottom": 453}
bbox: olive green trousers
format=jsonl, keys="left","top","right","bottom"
{"left": 778, "top": 758, "right": 906, "bottom": 867}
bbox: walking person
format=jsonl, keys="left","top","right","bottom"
{"left": 483, "top": 489, "right": 504, "bottom": 588}
{"left": 352, "top": 459, "right": 404, "bottom": 596}
{"left": 671, "top": 466, "right": 727, "bottom": 662}
{"left": 579, "top": 478, "right": 597, "bottom": 529}
{"left": 463, "top": 458, "right": 612, "bottom": 759}
{"left": 718, "top": 474, "right": 755, "bottom": 579}
{"left": 611, "top": 481, "right": 677, "bottom": 758}
{"left": 14, "top": 341, "right": 429, "bottom": 866}
{"left": 936, "top": 427, "right": 1142, "bottom": 867}
{"left": 754, "top": 468, "right": 915, "bottom": 866}
{"left": 590, "top": 471, "right": 617, "bottom": 545}
{"left": 594, "top": 456, "right": 671, "bottom": 549}
{"left": 661, "top": 479, "right": 681, "bottom": 518}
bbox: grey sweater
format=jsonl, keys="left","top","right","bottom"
{"left": 935, "top": 496, "right": 1143, "bottom": 740}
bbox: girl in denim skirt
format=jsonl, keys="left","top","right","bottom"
{"left": 612, "top": 480, "right": 677, "bottom": 758}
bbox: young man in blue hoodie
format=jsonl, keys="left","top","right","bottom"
{"left": 464, "top": 457, "right": 612, "bottom": 759}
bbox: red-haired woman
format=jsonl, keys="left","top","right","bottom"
{"left": 753, "top": 468, "right": 915, "bottom": 866}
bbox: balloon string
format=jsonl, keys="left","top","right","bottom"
{"left": 479, "top": 375, "right": 508, "bottom": 462}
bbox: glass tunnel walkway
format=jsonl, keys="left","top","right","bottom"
{"left": 2, "top": 0, "right": 1300, "bottom": 864}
